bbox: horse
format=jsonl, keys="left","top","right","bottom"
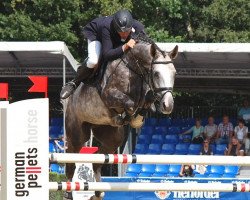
{"left": 64, "top": 38, "right": 178, "bottom": 200}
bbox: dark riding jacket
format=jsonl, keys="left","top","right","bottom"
{"left": 83, "top": 16, "right": 145, "bottom": 62}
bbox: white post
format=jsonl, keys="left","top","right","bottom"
{"left": 0, "top": 101, "right": 9, "bottom": 199}
{"left": 1, "top": 99, "right": 49, "bottom": 200}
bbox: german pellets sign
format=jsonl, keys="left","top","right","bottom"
{"left": 1, "top": 99, "right": 49, "bottom": 199}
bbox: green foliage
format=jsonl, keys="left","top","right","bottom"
{"left": 49, "top": 172, "right": 67, "bottom": 200}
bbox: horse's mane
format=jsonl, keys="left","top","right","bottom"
{"left": 133, "top": 32, "right": 166, "bottom": 56}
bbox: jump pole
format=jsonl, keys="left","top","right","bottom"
{"left": 48, "top": 182, "right": 250, "bottom": 193}
{"left": 50, "top": 153, "right": 250, "bottom": 166}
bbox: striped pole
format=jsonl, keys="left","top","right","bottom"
{"left": 49, "top": 182, "right": 250, "bottom": 192}
{"left": 50, "top": 153, "right": 250, "bottom": 166}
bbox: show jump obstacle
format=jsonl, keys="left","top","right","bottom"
{"left": 1, "top": 99, "right": 250, "bottom": 200}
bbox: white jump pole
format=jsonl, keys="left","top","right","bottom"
{"left": 50, "top": 153, "right": 250, "bottom": 166}
{"left": 49, "top": 182, "right": 250, "bottom": 192}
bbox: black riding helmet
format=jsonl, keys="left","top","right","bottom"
{"left": 112, "top": 10, "right": 133, "bottom": 32}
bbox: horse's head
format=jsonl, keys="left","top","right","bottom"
{"left": 129, "top": 42, "right": 178, "bottom": 114}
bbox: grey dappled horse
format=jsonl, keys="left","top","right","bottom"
{"left": 65, "top": 39, "right": 178, "bottom": 200}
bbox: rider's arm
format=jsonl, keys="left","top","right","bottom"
{"left": 102, "top": 26, "right": 125, "bottom": 61}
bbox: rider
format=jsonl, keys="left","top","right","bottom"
{"left": 60, "top": 9, "right": 145, "bottom": 99}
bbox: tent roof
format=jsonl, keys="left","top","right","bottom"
{"left": 0, "top": 41, "right": 79, "bottom": 71}
{"left": 0, "top": 42, "right": 249, "bottom": 94}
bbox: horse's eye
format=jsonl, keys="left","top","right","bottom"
{"left": 154, "top": 72, "right": 160, "bottom": 78}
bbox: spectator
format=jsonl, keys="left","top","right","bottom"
{"left": 234, "top": 119, "right": 248, "bottom": 144}
{"left": 200, "top": 139, "right": 213, "bottom": 155}
{"left": 215, "top": 115, "right": 233, "bottom": 145}
{"left": 238, "top": 99, "right": 250, "bottom": 126}
{"left": 224, "top": 137, "right": 244, "bottom": 156}
{"left": 181, "top": 118, "right": 204, "bottom": 144}
{"left": 204, "top": 116, "right": 217, "bottom": 143}
{"left": 246, "top": 133, "right": 250, "bottom": 155}
{"left": 179, "top": 164, "right": 195, "bottom": 177}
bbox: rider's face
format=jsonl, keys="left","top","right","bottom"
{"left": 118, "top": 30, "right": 131, "bottom": 40}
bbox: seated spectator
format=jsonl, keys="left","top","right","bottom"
{"left": 246, "top": 133, "right": 250, "bottom": 155}
{"left": 200, "top": 139, "right": 213, "bottom": 155}
{"left": 215, "top": 115, "right": 233, "bottom": 145}
{"left": 234, "top": 119, "right": 248, "bottom": 144}
{"left": 179, "top": 164, "right": 195, "bottom": 177}
{"left": 224, "top": 137, "right": 244, "bottom": 156}
{"left": 204, "top": 116, "right": 217, "bottom": 143}
{"left": 238, "top": 99, "right": 250, "bottom": 127}
{"left": 181, "top": 118, "right": 204, "bottom": 144}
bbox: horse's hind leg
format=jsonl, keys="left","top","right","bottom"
{"left": 91, "top": 125, "right": 125, "bottom": 200}
{"left": 65, "top": 121, "right": 91, "bottom": 181}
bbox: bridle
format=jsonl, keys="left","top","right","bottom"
{"left": 121, "top": 51, "right": 174, "bottom": 104}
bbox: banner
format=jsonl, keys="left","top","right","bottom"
{"left": 103, "top": 177, "right": 250, "bottom": 200}
{"left": 2, "top": 99, "right": 49, "bottom": 200}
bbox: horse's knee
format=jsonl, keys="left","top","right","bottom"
{"left": 66, "top": 163, "right": 76, "bottom": 180}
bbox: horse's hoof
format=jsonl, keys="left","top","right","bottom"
{"left": 63, "top": 191, "right": 73, "bottom": 200}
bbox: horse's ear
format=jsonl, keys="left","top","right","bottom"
{"left": 169, "top": 45, "right": 178, "bottom": 59}
{"left": 150, "top": 44, "right": 156, "bottom": 58}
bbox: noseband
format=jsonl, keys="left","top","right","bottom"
{"left": 150, "top": 60, "right": 174, "bottom": 102}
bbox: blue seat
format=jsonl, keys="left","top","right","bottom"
{"left": 179, "top": 134, "right": 192, "bottom": 143}
{"left": 151, "top": 134, "right": 164, "bottom": 144}
{"left": 175, "top": 143, "right": 189, "bottom": 155}
{"left": 155, "top": 164, "right": 169, "bottom": 174}
{"left": 141, "top": 164, "right": 156, "bottom": 173}
{"left": 168, "top": 126, "right": 181, "bottom": 135}
{"left": 165, "top": 135, "right": 179, "bottom": 144}
{"left": 188, "top": 144, "right": 201, "bottom": 155}
{"left": 147, "top": 143, "right": 161, "bottom": 154}
{"left": 152, "top": 172, "right": 167, "bottom": 177}
{"left": 138, "top": 172, "right": 152, "bottom": 177}
{"left": 145, "top": 118, "right": 158, "bottom": 126}
{"left": 208, "top": 173, "right": 222, "bottom": 178}
{"left": 158, "top": 118, "right": 172, "bottom": 126}
{"left": 125, "top": 172, "right": 138, "bottom": 177}
{"left": 50, "top": 164, "right": 60, "bottom": 173}
{"left": 194, "top": 174, "right": 208, "bottom": 178}
{"left": 210, "top": 144, "right": 216, "bottom": 154}
{"left": 137, "top": 134, "right": 151, "bottom": 144}
{"left": 154, "top": 126, "right": 168, "bottom": 135}
{"left": 215, "top": 144, "right": 227, "bottom": 155}
{"left": 140, "top": 126, "right": 154, "bottom": 135}
{"left": 51, "top": 118, "right": 63, "bottom": 126}
{"left": 49, "top": 126, "right": 62, "bottom": 138}
{"left": 209, "top": 165, "right": 225, "bottom": 175}
{"left": 161, "top": 144, "right": 175, "bottom": 154}
{"left": 134, "top": 144, "right": 148, "bottom": 154}
{"left": 222, "top": 173, "right": 236, "bottom": 178}
{"left": 49, "top": 141, "right": 56, "bottom": 153}
{"left": 172, "top": 119, "right": 184, "bottom": 126}
{"left": 224, "top": 166, "right": 239, "bottom": 175}
{"left": 127, "top": 164, "right": 142, "bottom": 173}
{"left": 168, "top": 164, "right": 181, "bottom": 174}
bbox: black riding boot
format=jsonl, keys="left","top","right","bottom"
{"left": 60, "top": 63, "right": 94, "bottom": 99}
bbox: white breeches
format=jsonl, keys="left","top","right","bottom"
{"left": 86, "top": 40, "right": 102, "bottom": 68}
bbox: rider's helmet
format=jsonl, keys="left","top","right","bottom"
{"left": 112, "top": 10, "right": 133, "bottom": 32}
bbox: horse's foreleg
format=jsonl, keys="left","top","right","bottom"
{"left": 91, "top": 126, "right": 125, "bottom": 199}
{"left": 104, "top": 88, "right": 135, "bottom": 114}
